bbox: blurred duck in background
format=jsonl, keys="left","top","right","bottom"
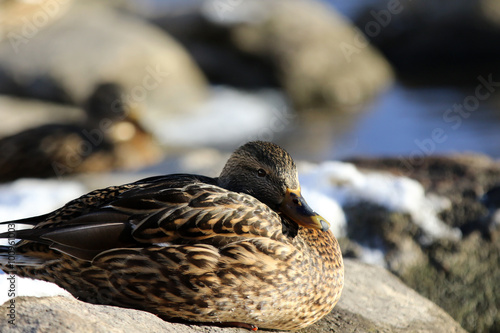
{"left": 0, "top": 83, "right": 163, "bottom": 182}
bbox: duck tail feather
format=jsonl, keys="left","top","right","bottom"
{"left": 0, "top": 213, "right": 51, "bottom": 226}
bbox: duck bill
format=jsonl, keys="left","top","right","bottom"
{"left": 279, "top": 188, "right": 330, "bottom": 232}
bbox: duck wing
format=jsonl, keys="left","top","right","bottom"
{"left": 1, "top": 174, "right": 284, "bottom": 261}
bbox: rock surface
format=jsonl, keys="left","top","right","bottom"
{"left": 0, "top": 0, "right": 208, "bottom": 131}
{"left": 139, "top": 0, "right": 393, "bottom": 112}
{"left": 347, "top": 154, "right": 500, "bottom": 333}
{"left": 0, "top": 259, "right": 465, "bottom": 333}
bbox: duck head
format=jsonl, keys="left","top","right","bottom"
{"left": 218, "top": 141, "right": 330, "bottom": 232}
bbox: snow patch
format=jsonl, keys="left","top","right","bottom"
{"left": 299, "top": 161, "right": 461, "bottom": 243}
{"left": 153, "top": 86, "right": 291, "bottom": 148}
{"left": 0, "top": 276, "right": 72, "bottom": 305}
{"left": 0, "top": 179, "right": 86, "bottom": 303}
{"left": 202, "top": 0, "right": 271, "bottom": 24}
{"left": 0, "top": 178, "right": 86, "bottom": 222}
{"left": 359, "top": 245, "right": 386, "bottom": 267}
{"left": 300, "top": 186, "right": 346, "bottom": 238}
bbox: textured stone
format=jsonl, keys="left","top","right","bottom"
{"left": 0, "top": 259, "right": 465, "bottom": 333}
{"left": 348, "top": 154, "right": 500, "bottom": 332}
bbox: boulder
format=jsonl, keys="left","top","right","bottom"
{"left": 0, "top": 0, "right": 208, "bottom": 134}
{"left": 135, "top": 0, "right": 393, "bottom": 112}
{"left": 348, "top": 154, "right": 500, "bottom": 233}
{"left": 351, "top": 0, "right": 500, "bottom": 81}
{"left": 0, "top": 259, "right": 465, "bottom": 333}
{"left": 347, "top": 154, "right": 500, "bottom": 332}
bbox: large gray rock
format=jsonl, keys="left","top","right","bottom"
{"left": 137, "top": 0, "right": 393, "bottom": 112}
{"left": 348, "top": 154, "right": 500, "bottom": 333}
{"left": 313, "top": 259, "right": 466, "bottom": 333}
{"left": 0, "top": 259, "right": 465, "bottom": 333}
{"left": 0, "top": 0, "right": 208, "bottom": 133}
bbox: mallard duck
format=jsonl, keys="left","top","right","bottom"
{"left": 0, "top": 83, "right": 162, "bottom": 182}
{"left": 0, "top": 141, "right": 343, "bottom": 330}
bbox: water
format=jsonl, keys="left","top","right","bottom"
{"left": 328, "top": 83, "right": 500, "bottom": 160}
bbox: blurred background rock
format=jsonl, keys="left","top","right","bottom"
{"left": 1, "top": 0, "right": 500, "bottom": 332}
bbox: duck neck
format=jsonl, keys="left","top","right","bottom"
{"left": 294, "top": 228, "right": 343, "bottom": 278}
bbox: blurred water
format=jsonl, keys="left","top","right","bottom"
{"left": 329, "top": 83, "right": 500, "bottom": 160}
{"left": 326, "top": 0, "right": 381, "bottom": 19}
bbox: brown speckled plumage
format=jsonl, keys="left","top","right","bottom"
{"left": 0, "top": 141, "right": 343, "bottom": 330}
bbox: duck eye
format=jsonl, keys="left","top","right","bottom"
{"left": 257, "top": 169, "right": 267, "bottom": 177}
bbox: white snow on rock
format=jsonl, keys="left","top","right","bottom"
{"left": 358, "top": 245, "right": 386, "bottom": 267}
{"left": 0, "top": 178, "right": 86, "bottom": 304}
{"left": 300, "top": 182, "right": 347, "bottom": 239}
{"left": 0, "top": 178, "right": 86, "bottom": 222}
{"left": 154, "top": 86, "right": 292, "bottom": 148}
{"left": 299, "top": 161, "right": 461, "bottom": 243}
{"left": 0, "top": 276, "right": 72, "bottom": 305}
